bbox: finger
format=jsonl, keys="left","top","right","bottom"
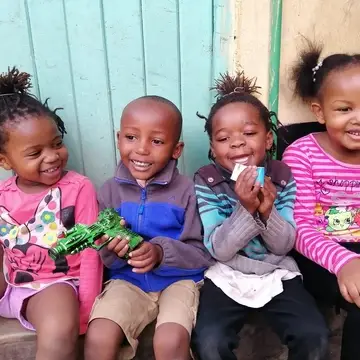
{"left": 129, "top": 256, "right": 154, "bottom": 269}
{"left": 129, "top": 243, "right": 149, "bottom": 258}
{"left": 347, "top": 283, "right": 360, "bottom": 306}
{"left": 106, "top": 237, "right": 122, "bottom": 251}
{"left": 128, "top": 253, "right": 149, "bottom": 262}
{"left": 237, "top": 166, "right": 256, "bottom": 184}
{"left": 132, "top": 263, "right": 155, "bottom": 274}
{"left": 116, "top": 244, "right": 130, "bottom": 258}
{"left": 113, "top": 239, "right": 129, "bottom": 255}
{"left": 339, "top": 282, "right": 353, "bottom": 303}
{"left": 119, "top": 219, "right": 126, "bottom": 227}
{"left": 251, "top": 182, "right": 261, "bottom": 195}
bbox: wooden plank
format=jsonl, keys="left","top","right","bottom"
{"left": 0, "top": 0, "right": 40, "bottom": 181}
{"left": 63, "top": 0, "right": 117, "bottom": 187}
{"left": 141, "top": 0, "right": 183, "bottom": 171}
{"left": 102, "top": 0, "right": 145, "bottom": 162}
{"left": 178, "top": 0, "right": 214, "bottom": 176}
{"left": 26, "top": 0, "right": 84, "bottom": 174}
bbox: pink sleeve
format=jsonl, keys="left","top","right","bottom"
{"left": 74, "top": 178, "right": 103, "bottom": 334}
{"left": 283, "top": 145, "right": 360, "bottom": 275}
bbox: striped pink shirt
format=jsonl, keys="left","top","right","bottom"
{"left": 283, "top": 133, "right": 360, "bottom": 275}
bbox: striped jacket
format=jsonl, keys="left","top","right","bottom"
{"left": 194, "top": 160, "right": 299, "bottom": 275}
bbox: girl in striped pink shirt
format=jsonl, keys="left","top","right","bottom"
{"left": 283, "top": 42, "right": 360, "bottom": 360}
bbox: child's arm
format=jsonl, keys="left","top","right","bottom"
{"left": 193, "top": 175, "right": 262, "bottom": 262}
{"left": 257, "top": 175, "right": 296, "bottom": 255}
{"left": 97, "top": 182, "right": 128, "bottom": 270}
{"left": 283, "top": 146, "right": 360, "bottom": 274}
{"left": 74, "top": 178, "right": 103, "bottom": 334}
{"left": 149, "top": 189, "right": 214, "bottom": 271}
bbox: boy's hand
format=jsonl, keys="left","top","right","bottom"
{"left": 257, "top": 177, "right": 277, "bottom": 221}
{"left": 128, "top": 242, "right": 163, "bottom": 273}
{"left": 234, "top": 166, "right": 261, "bottom": 215}
{"left": 98, "top": 219, "right": 129, "bottom": 258}
{"left": 337, "top": 258, "right": 360, "bottom": 307}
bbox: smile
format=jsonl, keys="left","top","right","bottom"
{"left": 41, "top": 166, "right": 60, "bottom": 174}
{"left": 131, "top": 160, "right": 152, "bottom": 169}
{"left": 231, "top": 156, "right": 250, "bottom": 165}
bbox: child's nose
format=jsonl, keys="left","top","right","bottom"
{"left": 44, "top": 150, "right": 60, "bottom": 163}
{"left": 136, "top": 141, "right": 150, "bottom": 155}
{"left": 230, "top": 137, "right": 245, "bottom": 148}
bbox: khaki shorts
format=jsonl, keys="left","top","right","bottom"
{"left": 89, "top": 279, "right": 200, "bottom": 360}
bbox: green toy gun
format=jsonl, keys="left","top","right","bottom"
{"left": 48, "top": 208, "right": 143, "bottom": 260}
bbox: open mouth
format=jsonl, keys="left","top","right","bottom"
{"left": 131, "top": 160, "right": 152, "bottom": 170}
{"left": 347, "top": 131, "right": 360, "bottom": 137}
{"left": 231, "top": 156, "right": 250, "bottom": 165}
{"left": 41, "top": 166, "right": 60, "bottom": 174}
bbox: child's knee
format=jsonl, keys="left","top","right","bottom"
{"left": 86, "top": 318, "right": 124, "bottom": 349}
{"left": 154, "top": 323, "right": 190, "bottom": 358}
{"left": 37, "top": 315, "right": 78, "bottom": 352}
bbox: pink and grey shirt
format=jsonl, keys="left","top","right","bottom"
{"left": 0, "top": 171, "right": 103, "bottom": 333}
{"left": 283, "top": 133, "right": 360, "bottom": 275}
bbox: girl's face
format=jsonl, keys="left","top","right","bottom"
{"left": 312, "top": 65, "right": 360, "bottom": 162}
{"left": 210, "top": 102, "right": 273, "bottom": 172}
{"left": 0, "top": 115, "right": 68, "bottom": 193}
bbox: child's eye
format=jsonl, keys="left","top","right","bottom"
{"left": 217, "top": 137, "right": 229, "bottom": 142}
{"left": 28, "top": 151, "right": 41, "bottom": 157}
{"left": 152, "top": 139, "right": 164, "bottom": 145}
{"left": 337, "top": 107, "right": 351, "bottom": 112}
{"left": 125, "top": 135, "right": 136, "bottom": 141}
{"left": 54, "top": 140, "right": 63, "bottom": 148}
{"left": 244, "top": 132, "right": 256, "bottom": 136}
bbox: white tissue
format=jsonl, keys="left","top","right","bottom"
{"left": 231, "top": 163, "right": 247, "bottom": 181}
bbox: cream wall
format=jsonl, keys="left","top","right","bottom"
{"left": 233, "top": 0, "right": 360, "bottom": 124}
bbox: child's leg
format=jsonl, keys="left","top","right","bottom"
{"left": 25, "top": 282, "right": 79, "bottom": 360}
{"left": 294, "top": 250, "right": 360, "bottom": 360}
{"left": 190, "top": 279, "right": 249, "bottom": 360}
{"left": 84, "top": 280, "right": 158, "bottom": 360}
{"left": 153, "top": 280, "right": 199, "bottom": 360}
{"left": 262, "top": 276, "right": 329, "bottom": 360}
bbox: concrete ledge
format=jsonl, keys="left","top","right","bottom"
{"left": 0, "top": 308, "right": 344, "bottom": 360}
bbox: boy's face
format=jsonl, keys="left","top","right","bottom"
{"left": 117, "top": 99, "right": 183, "bottom": 181}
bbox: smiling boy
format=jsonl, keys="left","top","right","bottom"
{"left": 84, "top": 96, "right": 213, "bottom": 360}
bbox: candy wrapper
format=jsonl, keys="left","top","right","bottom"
{"left": 231, "top": 164, "right": 265, "bottom": 186}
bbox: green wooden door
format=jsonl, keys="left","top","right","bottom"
{"left": 0, "top": 0, "right": 232, "bottom": 187}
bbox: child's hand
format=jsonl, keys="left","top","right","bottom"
{"left": 234, "top": 166, "right": 261, "bottom": 215}
{"left": 128, "top": 242, "right": 163, "bottom": 273}
{"left": 98, "top": 219, "right": 129, "bottom": 258}
{"left": 337, "top": 258, "right": 360, "bottom": 307}
{"left": 257, "top": 177, "right": 277, "bottom": 221}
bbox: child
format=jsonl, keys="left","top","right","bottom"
{"left": 283, "top": 42, "right": 360, "bottom": 360}
{"left": 0, "top": 68, "right": 103, "bottom": 360}
{"left": 191, "top": 72, "right": 329, "bottom": 360}
{"left": 84, "top": 95, "right": 213, "bottom": 360}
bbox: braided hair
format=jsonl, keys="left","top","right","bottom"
{"left": 0, "top": 67, "right": 66, "bottom": 152}
{"left": 198, "top": 71, "right": 279, "bottom": 159}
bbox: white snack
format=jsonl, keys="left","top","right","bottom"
{"left": 231, "top": 163, "right": 247, "bottom": 181}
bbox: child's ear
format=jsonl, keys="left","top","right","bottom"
{"left": 116, "top": 131, "right": 121, "bottom": 150}
{"left": 265, "top": 131, "right": 274, "bottom": 151}
{"left": 0, "top": 154, "right": 12, "bottom": 171}
{"left": 311, "top": 102, "right": 325, "bottom": 124}
{"left": 172, "top": 142, "right": 184, "bottom": 160}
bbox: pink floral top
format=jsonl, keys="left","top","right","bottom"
{"left": 0, "top": 171, "right": 103, "bottom": 333}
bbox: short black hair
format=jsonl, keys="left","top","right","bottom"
{"left": 138, "top": 95, "right": 182, "bottom": 141}
{"left": 291, "top": 39, "right": 360, "bottom": 102}
{"left": 0, "top": 67, "right": 66, "bottom": 152}
{"left": 198, "top": 72, "right": 279, "bottom": 159}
